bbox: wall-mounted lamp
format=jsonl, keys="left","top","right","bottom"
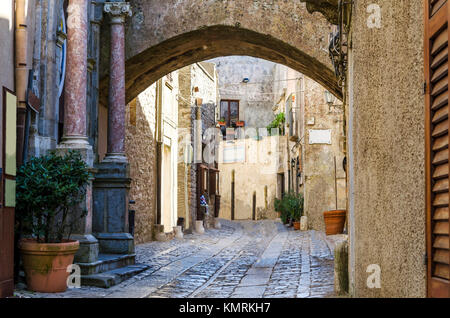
{"left": 242, "top": 78, "right": 250, "bottom": 83}
{"left": 324, "top": 90, "right": 343, "bottom": 112}
{"left": 324, "top": 90, "right": 336, "bottom": 106}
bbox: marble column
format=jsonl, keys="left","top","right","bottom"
{"left": 103, "top": 2, "right": 132, "bottom": 163}
{"left": 92, "top": 2, "right": 133, "bottom": 255}
{"left": 58, "top": 0, "right": 98, "bottom": 263}
{"left": 62, "top": 0, "right": 89, "bottom": 147}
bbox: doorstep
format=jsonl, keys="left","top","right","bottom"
{"left": 81, "top": 264, "right": 150, "bottom": 288}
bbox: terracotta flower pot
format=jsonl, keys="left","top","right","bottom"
{"left": 293, "top": 221, "right": 300, "bottom": 230}
{"left": 323, "top": 210, "right": 346, "bottom": 235}
{"left": 19, "top": 239, "right": 79, "bottom": 293}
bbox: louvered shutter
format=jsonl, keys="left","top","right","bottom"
{"left": 425, "top": 0, "right": 450, "bottom": 298}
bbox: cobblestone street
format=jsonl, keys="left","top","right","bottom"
{"left": 15, "top": 220, "right": 339, "bottom": 298}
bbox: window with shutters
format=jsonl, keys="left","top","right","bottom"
{"left": 425, "top": 0, "right": 450, "bottom": 298}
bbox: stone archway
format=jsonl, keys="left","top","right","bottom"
{"left": 99, "top": 0, "right": 341, "bottom": 106}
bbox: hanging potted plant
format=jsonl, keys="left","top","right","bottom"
{"left": 16, "top": 150, "right": 91, "bottom": 293}
{"left": 236, "top": 120, "right": 245, "bottom": 127}
{"left": 218, "top": 117, "right": 226, "bottom": 126}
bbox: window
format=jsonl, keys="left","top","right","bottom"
{"left": 220, "top": 100, "right": 239, "bottom": 126}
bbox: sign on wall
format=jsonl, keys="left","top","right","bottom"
{"left": 222, "top": 144, "right": 245, "bottom": 163}
{"left": 309, "top": 129, "right": 331, "bottom": 145}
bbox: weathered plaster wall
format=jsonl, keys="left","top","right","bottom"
{"left": 348, "top": 0, "right": 426, "bottom": 297}
{"left": 208, "top": 56, "right": 275, "bottom": 129}
{"left": 125, "top": 82, "right": 157, "bottom": 244}
{"left": 218, "top": 137, "right": 281, "bottom": 220}
{"left": 98, "top": 0, "right": 341, "bottom": 107}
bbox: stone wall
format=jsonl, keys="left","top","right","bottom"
{"left": 347, "top": 0, "right": 426, "bottom": 297}
{"left": 125, "top": 83, "right": 157, "bottom": 244}
{"left": 178, "top": 63, "right": 219, "bottom": 231}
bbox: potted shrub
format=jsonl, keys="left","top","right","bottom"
{"left": 218, "top": 117, "right": 226, "bottom": 126}
{"left": 284, "top": 192, "right": 304, "bottom": 230}
{"left": 16, "top": 150, "right": 91, "bottom": 293}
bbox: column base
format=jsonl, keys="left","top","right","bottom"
{"left": 94, "top": 232, "right": 134, "bottom": 254}
{"left": 57, "top": 136, "right": 94, "bottom": 166}
{"left": 102, "top": 152, "right": 128, "bottom": 163}
{"left": 71, "top": 234, "right": 99, "bottom": 263}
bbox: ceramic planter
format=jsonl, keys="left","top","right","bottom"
{"left": 19, "top": 239, "right": 79, "bottom": 293}
{"left": 293, "top": 221, "right": 300, "bottom": 230}
{"left": 323, "top": 210, "right": 346, "bottom": 235}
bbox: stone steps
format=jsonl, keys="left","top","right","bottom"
{"left": 81, "top": 264, "right": 150, "bottom": 288}
{"left": 77, "top": 253, "right": 150, "bottom": 288}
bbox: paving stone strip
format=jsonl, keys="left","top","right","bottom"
{"left": 13, "top": 220, "right": 336, "bottom": 298}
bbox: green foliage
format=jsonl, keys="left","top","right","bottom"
{"left": 275, "top": 191, "right": 304, "bottom": 223}
{"left": 16, "top": 150, "right": 92, "bottom": 243}
{"left": 267, "top": 112, "right": 285, "bottom": 135}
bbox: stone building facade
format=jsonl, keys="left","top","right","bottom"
{"left": 273, "top": 64, "right": 346, "bottom": 231}
{"left": 178, "top": 62, "right": 220, "bottom": 232}
{"left": 209, "top": 56, "right": 275, "bottom": 129}
{"left": 214, "top": 56, "right": 346, "bottom": 227}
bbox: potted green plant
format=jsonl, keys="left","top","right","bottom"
{"left": 16, "top": 150, "right": 91, "bottom": 293}
{"left": 280, "top": 192, "right": 304, "bottom": 230}
{"left": 275, "top": 192, "right": 303, "bottom": 227}
{"left": 274, "top": 197, "right": 282, "bottom": 218}
{"left": 218, "top": 117, "right": 226, "bottom": 126}
{"left": 267, "top": 112, "right": 285, "bottom": 135}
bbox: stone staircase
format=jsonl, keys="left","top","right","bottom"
{"left": 78, "top": 253, "right": 149, "bottom": 288}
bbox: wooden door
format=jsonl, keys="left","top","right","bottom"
{"left": 0, "top": 88, "right": 17, "bottom": 297}
{"left": 425, "top": 0, "right": 450, "bottom": 298}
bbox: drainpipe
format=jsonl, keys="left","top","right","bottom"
{"left": 155, "top": 79, "right": 163, "bottom": 225}
{"left": 15, "top": 0, "right": 29, "bottom": 166}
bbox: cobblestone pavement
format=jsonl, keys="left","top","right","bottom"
{"left": 14, "top": 219, "right": 337, "bottom": 298}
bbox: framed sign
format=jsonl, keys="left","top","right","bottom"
{"left": 309, "top": 129, "right": 332, "bottom": 145}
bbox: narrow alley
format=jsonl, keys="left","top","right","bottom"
{"left": 14, "top": 220, "right": 342, "bottom": 298}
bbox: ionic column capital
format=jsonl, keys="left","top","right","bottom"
{"left": 104, "top": 2, "right": 132, "bottom": 24}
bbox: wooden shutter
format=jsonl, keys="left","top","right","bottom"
{"left": 425, "top": 0, "right": 450, "bottom": 298}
